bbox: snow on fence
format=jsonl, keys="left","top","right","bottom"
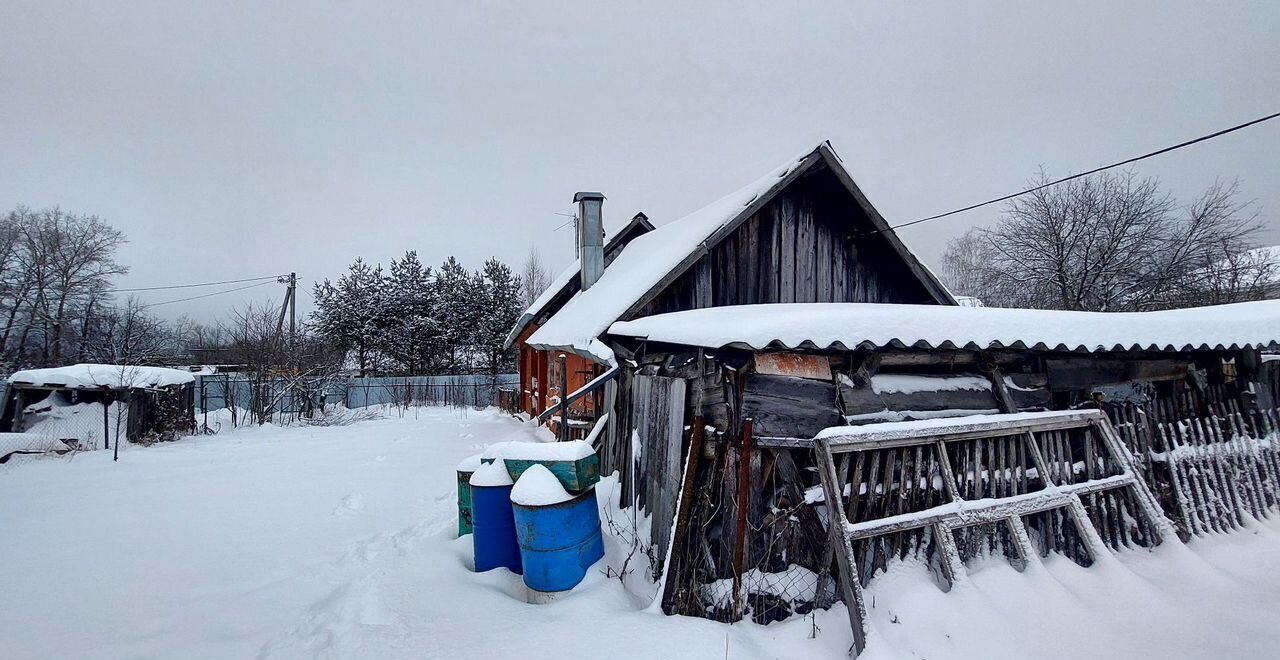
{"left": 652, "top": 386, "right": 1280, "bottom": 646}
{"left": 808, "top": 410, "right": 1171, "bottom": 655}
{"left": 1105, "top": 385, "right": 1280, "bottom": 539}
{"left": 195, "top": 374, "right": 518, "bottom": 423}
{"left": 0, "top": 399, "right": 131, "bottom": 467}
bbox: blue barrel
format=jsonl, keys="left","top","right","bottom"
{"left": 512, "top": 487, "right": 605, "bottom": 593}
{"left": 471, "top": 483, "right": 523, "bottom": 574}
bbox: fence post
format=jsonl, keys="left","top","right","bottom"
{"left": 99, "top": 385, "right": 112, "bottom": 451}
{"left": 733, "top": 418, "right": 754, "bottom": 620}
{"left": 201, "top": 378, "right": 208, "bottom": 432}
{"left": 113, "top": 395, "right": 123, "bottom": 462}
{"left": 102, "top": 397, "right": 110, "bottom": 452}
{"left": 558, "top": 354, "right": 569, "bottom": 442}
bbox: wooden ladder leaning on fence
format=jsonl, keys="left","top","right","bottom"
{"left": 812, "top": 410, "right": 1176, "bottom": 656}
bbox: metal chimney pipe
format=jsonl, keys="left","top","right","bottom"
{"left": 574, "top": 192, "right": 605, "bottom": 290}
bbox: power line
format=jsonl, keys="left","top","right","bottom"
{"left": 142, "top": 280, "right": 277, "bottom": 308}
{"left": 106, "top": 274, "right": 284, "bottom": 293}
{"left": 876, "top": 110, "right": 1280, "bottom": 235}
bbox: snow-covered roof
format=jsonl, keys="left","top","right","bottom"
{"left": 525, "top": 142, "right": 954, "bottom": 363}
{"left": 607, "top": 300, "right": 1280, "bottom": 354}
{"left": 503, "top": 214, "right": 655, "bottom": 350}
{"left": 8, "top": 364, "right": 196, "bottom": 389}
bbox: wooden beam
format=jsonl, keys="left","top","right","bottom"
{"left": 732, "top": 418, "right": 754, "bottom": 620}
{"left": 660, "top": 416, "right": 705, "bottom": 614}
{"left": 843, "top": 475, "right": 1135, "bottom": 540}
{"left": 814, "top": 437, "right": 868, "bottom": 655}
{"left": 754, "top": 352, "right": 832, "bottom": 380}
{"left": 820, "top": 410, "right": 1106, "bottom": 452}
{"left": 536, "top": 365, "right": 619, "bottom": 423}
{"left": 983, "top": 354, "right": 1018, "bottom": 413}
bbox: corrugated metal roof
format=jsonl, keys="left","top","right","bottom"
{"left": 606, "top": 301, "right": 1280, "bottom": 354}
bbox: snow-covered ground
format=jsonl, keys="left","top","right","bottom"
{"left": 3, "top": 407, "right": 1280, "bottom": 659}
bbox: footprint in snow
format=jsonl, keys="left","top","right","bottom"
{"left": 259, "top": 578, "right": 397, "bottom": 659}
{"left": 333, "top": 494, "right": 364, "bottom": 517}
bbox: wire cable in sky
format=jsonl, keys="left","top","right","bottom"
{"left": 107, "top": 274, "right": 284, "bottom": 293}
{"left": 142, "top": 280, "right": 277, "bottom": 308}
{"left": 878, "top": 110, "right": 1280, "bottom": 235}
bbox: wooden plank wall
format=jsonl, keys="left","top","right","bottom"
{"left": 633, "top": 166, "right": 938, "bottom": 319}
{"left": 741, "top": 373, "right": 842, "bottom": 438}
{"left": 631, "top": 374, "right": 688, "bottom": 571}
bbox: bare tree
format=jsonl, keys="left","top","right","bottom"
{"left": 942, "top": 170, "right": 1268, "bottom": 311}
{"left": 92, "top": 297, "right": 171, "bottom": 366}
{"left": 219, "top": 301, "right": 345, "bottom": 425}
{"left": 86, "top": 297, "right": 187, "bottom": 446}
{"left": 0, "top": 206, "right": 128, "bottom": 368}
{"left": 29, "top": 208, "right": 127, "bottom": 363}
{"left": 941, "top": 228, "right": 1004, "bottom": 303}
{"left": 520, "top": 246, "right": 551, "bottom": 308}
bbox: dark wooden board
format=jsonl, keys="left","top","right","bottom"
{"left": 741, "top": 373, "right": 841, "bottom": 438}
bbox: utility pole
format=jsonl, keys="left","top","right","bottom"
{"left": 275, "top": 272, "right": 299, "bottom": 378}
{"left": 275, "top": 272, "right": 298, "bottom": 341}
{"left": 288, "top": 272, "right": 297, "bottom": 339}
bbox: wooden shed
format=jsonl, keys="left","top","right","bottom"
{"left": 506, "top": 141, "right": 1280, "bottom": 636}
{"left": 0, "top": 364, "right": 196, "bottom": 448}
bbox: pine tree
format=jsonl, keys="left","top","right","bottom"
{"left": 434, "top": 256, "right": 477, "bottom": 374}
{"left": 478, "top": 257, "right": 522, "bottom": 375}
{"left": 383, "top": 251, "right": 438, "bottom": 374}
{"left": 310, "top": 258, "right": 385, "bottom": 376}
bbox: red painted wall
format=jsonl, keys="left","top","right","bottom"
{"left": 516, "top": 323, "right": 603, "bottom": 418}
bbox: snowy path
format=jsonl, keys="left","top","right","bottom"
{"left": 2, "top": 407, "right": 1280, "bottom": 659}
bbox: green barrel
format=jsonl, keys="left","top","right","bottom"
{"left": 457, "top": 454, "right": 483, "bottom": 536}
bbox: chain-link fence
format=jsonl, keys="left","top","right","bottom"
{"left": 195, "top": 373, "right": 518, "bottom": 432}
{"left": 0, "top": 381, "right": 195, "bottom": 469}
{"left": 0, "top": 395, "right": 127, "bottom": 468}
{"left": 657, "top": 434, "right": 834, "bottom": 625}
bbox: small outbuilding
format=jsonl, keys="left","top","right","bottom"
{"left": 506, "top": 140, "right": 1280, "bottom": 633}
{"left": 0, "top": 364, "right": 196, "bottom": 449}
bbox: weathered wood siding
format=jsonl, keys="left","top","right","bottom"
{"left": 631, "top": 374, "right": 687, "bottom": 567}
{"left": 634, "top": 163, "right": 937, "bottom": 318}
{"left": 741, "top": 373, "right": 842, "bottom": 439}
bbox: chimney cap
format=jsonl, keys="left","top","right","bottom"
{"left": 573, "top": 192, "right": 605, "bottom": 203}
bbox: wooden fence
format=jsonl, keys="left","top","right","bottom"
{"left": 810, "top": 410, "right": 1170, "bottom": 654}
{"left": 619, "top": 373, "right": 1280, "bottom": 642}
{"left": 1105, "top": 387, "right": 1280, "bottom": 538}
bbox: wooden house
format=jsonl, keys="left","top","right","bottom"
{"left": 506, "top": 141, "right": 1280, "bottom": 633}
{"left": 508, "top": 142, "right": 953, "bottom": 427}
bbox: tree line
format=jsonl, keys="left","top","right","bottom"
{"left": 309, "top": 251, "right": 531, "bottom": 376}
{"left": 0, "top": 206, "right": 133, "bottom": 370}
{"left": 942, "top": 170, "right": 1275, "bottom": 311}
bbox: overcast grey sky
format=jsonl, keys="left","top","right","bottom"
{"left": 2, "top": 1, "right": 1277, "bottom": 322}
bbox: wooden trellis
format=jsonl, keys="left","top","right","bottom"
{"left": 812, "top": 410, "right": 1175, "bottom": 656}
